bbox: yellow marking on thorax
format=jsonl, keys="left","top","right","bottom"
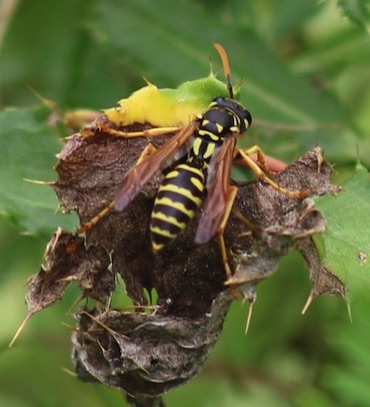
{"left": 192, "top": 138, "right": 217, "bottom": 160}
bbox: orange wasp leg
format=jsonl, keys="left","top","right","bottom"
{"left": 216, "top": 186, "right": 264, "bottom": 328}
{"left": 223, "top": 208, "right": 259, "bottom": 333}
{"left": 236, "top": 145, "right": 309, "bottom": 199}
{"left": 81, "top": 124, "right": 180, "bottom": 139}
{"left": 77, "top": 143, "right": 158, "bottom": 234}
{"left": 215, "top": 144, "right": 309, "bottom": 304}
{"left": 216, "top": 185, "right": 239, "bottom": 298}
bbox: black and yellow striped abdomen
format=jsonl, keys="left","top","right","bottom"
{"left": 150, "top": 97, "right": 252, "bottom": 252}
{"left": 150, "top": 161, "right": 206, "bottom": 252}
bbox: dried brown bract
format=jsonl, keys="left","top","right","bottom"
{"left": 22, "top": 120, "right": 342, "bottom": 400}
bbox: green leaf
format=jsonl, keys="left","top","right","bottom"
{"left": 0, "top": 0, "right": 121, "bottom": 109}
{"left": 338, "top": 0, "right": 370, "bottom": 29}
{"left": 0, "top": 0, "right": 363, "bottom": 165}
{"left": 1, "top": 2, "right": 369, "bottom": 406}
{"left": 93, "top": 0, "right": 359, "bottom": 163}
{"left": 324, "top": 289, "right": 370, "bottom": 405}
{"left": 314, "top": 163, "right": 370, "bottom": 297}
{"left": 0, "top": 105, "right": 77, "bottom": 237}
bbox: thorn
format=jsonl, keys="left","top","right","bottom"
{"left": 135, "top": 362, "right": 151, "bottom": 376}
{"left": 9, "top": 314, "right": 32, "bottom": 347}
{"left": 57, "top": 275, "right": 79, "bottom": 283}
{"left": 124, "top": 304, "right": 160, "bottom": 314}
{"left": 208, "top": 54, "right": 214, "bottom": 76}
{"left": 26, "top": 86, "right": 59, "bottom": 110}
{"left": 64, "top": 294, "right": 85, "bottom": 316}
{"left": 142, "top": 76, "right": 155, "bottom": 87}
{"left": 54, "top": 204, "right": 62, "bottom": 216}
{"left": 61, "top": 366, "right": 77, "bottom": 377}
{"left": 301, "top": 290, "right": 315, "bottom": 315}
{"left": 346, "top": 301, "right": 352, "bottom": 323}
{"left": 61, "top": 322, "right": 89, "bottom": 339}
{"left": 80, "top": 310, "right": 129, "bottom": 340}
{"left": 61, "top": 321, "right": 77, "bottom": 331}
{"left": 49, "top": 227, "right": 63, "bottom": 252}
{"left": 245, "top": 300, "right": 254, "bottom": 335}
{"left": 224, "top": 276, "right": 242, "bottom": 286}
{"left": 23, "top": 178, "right": 54, "bottom": 186}
{"left": 240, "top": 285, "right": 256, "bottom": 334}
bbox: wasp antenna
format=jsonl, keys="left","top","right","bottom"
{"left": 214, "top": 43, "right": 233, "bottom": 98}
{"left": 213, "top": 43, "right": 231, "bottom": 78}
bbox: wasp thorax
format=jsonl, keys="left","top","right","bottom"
{"left": 204, "top": 97, "right": 252, "bottom": 135}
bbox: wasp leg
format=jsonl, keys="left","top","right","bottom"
{"left": 81, "top": 123, "right": 180, "bottom": 139}
{"left": 135, "top": 143, "right": 158, "bottom": 164}
{"left": 236, "top": 146, "right": 309, "bottom": 199}
{"left": 216, "top": 185, "right": 239, "bottom": 298}
{"left": 77, "top": 202, "right": 115, "bottom": 234}
{"left": 77, "top": 143, "right": 158, "bottom": 234}
{"left": 234, "top": 145, "right": 275, "bottom": 177}
{"left": 223, "top": 205, "right": 264, "bottom": 333}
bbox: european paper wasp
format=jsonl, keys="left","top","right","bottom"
{"left": 79, "top": 44, "right": 307, "bottom": 281}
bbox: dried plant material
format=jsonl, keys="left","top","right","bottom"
{"left": 22, "top": 120, "right": 343, "bottom": 398}
{"left": 72, "top": 291, "right": 232, "bottom": 397}
{"left": 226, "top": 147, "right": 342, "bottom": 295}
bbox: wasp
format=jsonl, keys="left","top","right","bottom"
{"left": 79, "top": 44, "right": 307, "bottom": 280}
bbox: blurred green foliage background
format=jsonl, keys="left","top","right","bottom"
{"left": 1, "top": 0, "right": 370, "bottom": 406}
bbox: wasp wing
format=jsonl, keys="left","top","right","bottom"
{"left": 114, "top": 120, "right": 198, "bottom": 211}
{"left": 195, "top": 136, "right": 237, "bottom": 244}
